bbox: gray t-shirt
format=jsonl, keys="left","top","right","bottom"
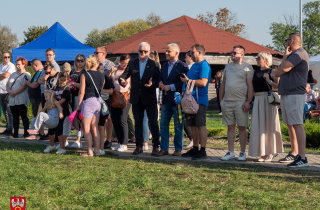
{"left": 40, "top": 61, "right": 60, "bottom": 94}
{"left": 278, "top": 48, "right": 309, "bottom": 95}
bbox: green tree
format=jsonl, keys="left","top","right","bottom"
{"left": 85, "top": 19, "right": 150, "bottom": 47}
{"left": 197, "top": 8, "right": 246, "bottom": 37}
{"left": 303, "top": 1, "right": 320, "bottom": 56}
{"left": 267, "top": 15, "right": 299, "bottom": 53}
{"left": 145, "top": 13, "right": 165, "bottom": 27}
{"left": 0, "top": 23, "right": 18, "bottom": 54}
{"left": 20, "top": 26, "right": 48, "bottom": 46}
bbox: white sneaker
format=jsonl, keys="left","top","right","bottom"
{"left": 100, "top": 149, "right": 105, "bottom": 155}
{"left": 218, "top": 112, "right": 222, "bottom": 115}
{"left": 44, "top": 145, "right": 56, "bottom": 153}
{"left": 143, "top": 146, "right": 149, "bottom": 151}
{"left": 56, "top": 148, "right": 66, "bottom": 154}
{"left": 183, "top": 141, "right": 193, "bottom": 150}
{"left": 55, "top": 142, "right": 69, "bottom": 149}
{"left": 112, "top": 143, "right": 121, "bottom": 151}
{"left": 238, "top": 152, "right": 246, "bottom": 161}
{"left": 117, "top": 145, "right": 128, "bottom": 152}
{"left": 221, "top": 151, "right": 236, "bottom": 161}
{"left": 70, "top": 141, "right": 82, "bottom": 148}
{"left": 55, "top": 143, "right": 60, "bottom": 149}
{"left": 65, "top": 141, "right": 69, "bottom": 147}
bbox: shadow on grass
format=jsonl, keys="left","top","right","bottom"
{"left": 1, "top": 141, "right": 320, "bottom": 183}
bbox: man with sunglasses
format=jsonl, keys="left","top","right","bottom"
{"left": 219, "top": 45, "right": 254, "bottom": 161}
{"left": 95, "top": 46, "right": 114, "bottom": 74}
{"left": 275, "top": 33, "right": 309, "bottom": 167}
{"left": 119, "top": 42, "right": 160, "bottom": 156}
{"left": 0, "top": 51, "right": 15, "bottom": 135}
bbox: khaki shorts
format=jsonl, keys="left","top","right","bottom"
{"left": 221, "top": 100, "right": 248, "bottom": 127}
{"left": 280, "top": 94, "right": 305, "bottom": 125}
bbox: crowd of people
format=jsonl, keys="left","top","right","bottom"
{"left": 0, "top": 32, "right": 310, "bottom": 167}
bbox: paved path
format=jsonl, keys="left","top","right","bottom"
{"left": 1, "top": 128, "right": 320, "bottom": 172}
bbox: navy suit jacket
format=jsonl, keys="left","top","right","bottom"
{"left": 119, "top": 58, "right": 160, "bottom": 106}
{"left": 159, "top": 60, "right": 189, "bottom": 107}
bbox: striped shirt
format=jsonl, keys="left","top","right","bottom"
{"left": 306, "top": 90, "right": 316, "bottom": 103}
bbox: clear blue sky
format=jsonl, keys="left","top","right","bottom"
{"left": 0, "top": 0, "right": 316, "bottom": 47}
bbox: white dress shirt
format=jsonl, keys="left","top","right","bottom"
{"left": 0, "top": 62, "right": 16, "bottom": 94}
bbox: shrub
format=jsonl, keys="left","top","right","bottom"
{"left": 305, "top": 119, "right": 320, "bottom": 148}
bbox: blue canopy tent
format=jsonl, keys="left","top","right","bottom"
{"left": 12, "top": 22, "right": 95, "bottom": 64}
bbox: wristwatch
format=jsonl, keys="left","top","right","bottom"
{"left": 269, "top": 80, "right": 273, "bottom": 85}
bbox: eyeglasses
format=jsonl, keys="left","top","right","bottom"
{"left": 76, "top": 59, "right": 85, "bottom": 63}
{"left": 285, "top": 39, "right": 291, "bottom": 42}
{"left": 255, "top": 57, "right": 261, "bottom": 60}
{"left": 94, "top": 51, "right": 103, "bottom": 55}
{"left": 3, "top": 56, "right": 10, "bottom": 59}
{"left": 139, "top": 50, "right": 149, "bottom": 54}
{"left": 230, "top": 52, "right": 242, "bottom": 55}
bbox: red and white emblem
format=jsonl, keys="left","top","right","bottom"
{"left": 10, "top": 197, "right": 25, "bottom": 210}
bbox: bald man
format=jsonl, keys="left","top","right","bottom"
{"left": 275, "top": 33, "right": 309, "bottom": 167}
{"left": 25, "top": 59, "right": 44, "bottom": 139}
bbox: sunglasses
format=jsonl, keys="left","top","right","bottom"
{"left": 230, "top": 52, "right": 242, "bottom": 55}
{"left": 94, "top": 51, "right": 103, "bottom": 55}
{"left": 76, "top": 59, "right": 85, "bottom": 63}
{"left": 139, "top": 50, "right": 149, "bottom": 54}
{"left": 285, "top": 38, "right": 291, "bottom": 42}
{"left": 255, "top": 57, "right": 261, "bottom": 60}
{"left": 3, "top": 56, "right": 10, "bottom": 59}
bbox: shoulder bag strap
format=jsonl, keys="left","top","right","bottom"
{"left": 86, "top": 71, "right": 102, "bottom": 98}
{"left": 10, "top": 73, "right": 24, "bottom": 89}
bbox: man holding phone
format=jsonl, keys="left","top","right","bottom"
{"left": 275, "top": 33, "right": 309, "bottom": 167}
{"left": 156, "top": 43, "right": 188, "bottom": 157}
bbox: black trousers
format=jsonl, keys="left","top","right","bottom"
{"left": 111, "top": 102, "right": 131, "bottom": 145}
{"left": 216, "top": 88, "right": 221, "bottom": 112}
{"left": 10, "top": 104, "right": 29, "bottom": 135}
{"left": 132, "top": 99, "right": 160, "bottom": 148}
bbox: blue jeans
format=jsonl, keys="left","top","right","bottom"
{"left": 160, "top": 101, "right": 183, "bottom": 151}
{"left": 0, "top": 93, "right": 13, "bottom": 130}
{"left": 304, "top": 102, "right": 317, "bottom": 120}
{"left": 143, "top": 110, "right": 149, "bottom": 142}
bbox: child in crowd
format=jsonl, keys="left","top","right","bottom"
{"left": 28, "top": 90, "right": 64, "bottom": 152}
{"left": 50, "top": 72, "right": 71, "bottom": 154}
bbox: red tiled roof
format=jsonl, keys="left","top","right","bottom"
{"left": 106, "top": 15, "right": 282, "bottom": 56}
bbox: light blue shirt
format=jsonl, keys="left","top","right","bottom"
{"left": 168, "top": 60, "right": 178, "bottom": 91}
{"left": 139, "top": 57, "right": 148, "bottom": 79}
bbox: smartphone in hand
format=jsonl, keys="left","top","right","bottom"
{"left": 24, "top": 75, "right": 28, "bottom": 80}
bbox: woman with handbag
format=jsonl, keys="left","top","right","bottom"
{"left": 76, "top": 55, "right": 104, "bottom": 156}
{"left": 108, "top": 54, "right": 131, "bottom": 152}
{"left": 6, "top": 57, "right": 31, "bottom": 138}
{"left": 248, "top": 52, "right": 283, "bottom": 161}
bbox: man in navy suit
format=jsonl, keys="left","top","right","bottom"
{"left": 119, "top": 42, "right": 161, "bottom": 156}
{"left": 156, "top": 43, "right": 189, "bottom": 157}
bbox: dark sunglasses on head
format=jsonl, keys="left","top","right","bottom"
{"left": 3, "top": 56, "right": 10, "bottom": 59}
{"left": 76, "top": 59, "right": 85, "bottom": 62}
{"left": 139, "top": 50, "right": 149, "bottom": 54}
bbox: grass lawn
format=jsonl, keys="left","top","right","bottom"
{"left": 1, "top": 141, "right": 320, "bottom": 209}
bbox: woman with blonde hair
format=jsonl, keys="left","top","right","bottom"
{"left": 76, "top": 55, "right": 104, "bottom": 156}
{"left": 248, "top": 51, "right": 283, "bottom": 161}
{"left": 69, "top": 54, "right": 86, "bottom": 148}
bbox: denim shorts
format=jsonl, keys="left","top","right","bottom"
{"left": 81, "top": 97, "right": 101, "bottom": 118}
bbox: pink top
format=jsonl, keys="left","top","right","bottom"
{"left": 112, "top": 69, "right": 130, "bottom": 92}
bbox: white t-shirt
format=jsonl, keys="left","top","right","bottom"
{"left": 8, "top": 72, "right": 31, "bottom": 107}
{"left": 0, "top": 62, "right": 16, "bottom": 94}
{"left": 223, "top": 61, "right": 254, "bottom": 101}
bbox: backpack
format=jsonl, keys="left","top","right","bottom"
{"left": 181, "top": 80, "right": 199, "bottom": 114}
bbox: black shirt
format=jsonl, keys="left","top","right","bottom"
{"left": 83, "top": 70, "right": 104, "bottom": 100}
{"left": 253, "top": 68, "right": 272, "bottom": 93}
{"left": 104, "top": 75, "right": 114, "bottom": 90}
{"left": 53, "top": 85, "right": 71, "bottom": 116}
{"left": 46, "top": 73, "right": 59, "bottom": 89}
{"left": 28, "top": 69, "right": 42, "bottom": 98}
{"left": 70, "top": 69, "right": 84, "bottom": 97}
